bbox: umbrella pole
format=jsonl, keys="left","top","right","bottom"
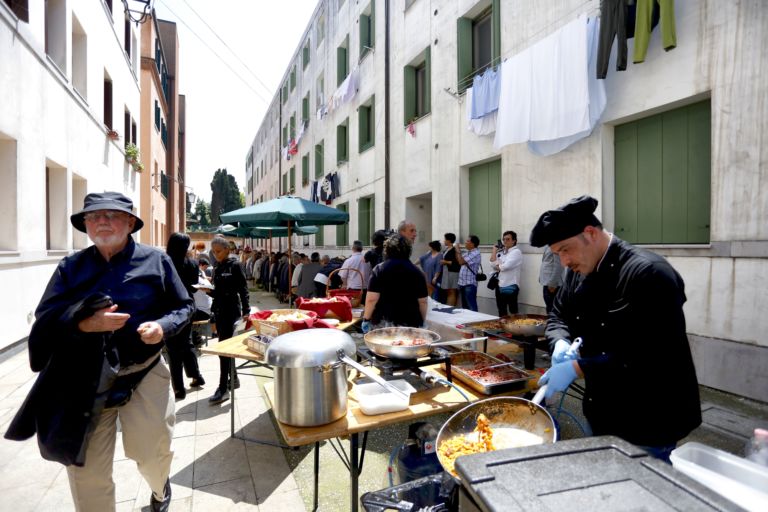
{"left": 269, "top": 234, "right": 273, "bottom": 292}
{"left": 288, "top": 221, "right": 293, "bottom": 308}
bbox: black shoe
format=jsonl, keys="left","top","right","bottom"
{"left": 150, "top": 478, "right": 171, "bottom": 512}
{"left": 208, "top": 388, "right": 230, "bottom": 404}
{"left": 190, "top": 376, "right": 206, "bottom": 388}
{"left": 174, "top": 390, "right": 186, "bottom": 400}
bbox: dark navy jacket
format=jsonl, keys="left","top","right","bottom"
{"left": 4, "top": 238, "right": 193, "bottom": 465}
{"left": 547, "top": 236, "right": 701, "bottom": 446}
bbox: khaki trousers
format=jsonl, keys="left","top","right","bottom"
{"left": 67, "top": 359, "right": 175, "bottom": 512}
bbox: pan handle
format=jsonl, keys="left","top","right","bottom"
{"left": 338, "top": 351, "right": 410, "bottom": 401}
{"left": 430, "top": 336, "right": 487, "bottom": 347}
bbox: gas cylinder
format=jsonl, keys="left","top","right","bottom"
{"left": 396, "top": 422, "right": 442, "bottom": 484}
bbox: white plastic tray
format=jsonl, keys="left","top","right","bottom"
{"left": 355, "top": 379, "right": 416, "bottom": 416}
{"left": 671, "top": 442, "right": 768, "bottom": 512}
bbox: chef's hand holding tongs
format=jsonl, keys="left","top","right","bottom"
{"left": 539, "top": 338, "right": 583, "bottom": 399}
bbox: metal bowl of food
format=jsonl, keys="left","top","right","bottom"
{"left": 436, "top": 396, "right": 557, "bottom": 479}
{"left": 499, "top": 314, "right": 548, "bottom": 337}
{"left": 363, "top": 327, "right": 442, "bottom": 359}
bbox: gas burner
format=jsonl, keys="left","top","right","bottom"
{"left": 356, "top": 346, "right": 453, "bottom": 382}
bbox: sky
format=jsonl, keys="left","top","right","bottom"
{"left": 152, "top": 0, "right": 319, "bottom": 202}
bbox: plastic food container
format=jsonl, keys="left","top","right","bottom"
{"left": 671, "top": 442, "right": 768, "bottom": 512}
{"left": 355, "top": 379, "right": 417, "bottom": 415}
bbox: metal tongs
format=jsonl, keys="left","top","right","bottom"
{"left": 338, "top": 350, "right": 410, "bottom": 401}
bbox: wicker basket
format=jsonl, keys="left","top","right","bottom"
{"left": 327, "top": 268, "right": 363, "bottom": 307}
{"left": 253, "top": 309, "right": 313, "bottom": 336}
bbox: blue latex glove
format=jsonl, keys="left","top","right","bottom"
{"left": 539, "top": 361, "right": 578, "bottom": 399}
{"left": 361, "top": 320, "right": 372, "bottom": 334}
{"left": 552, "top": 339, "right": 579, "bottom": 364}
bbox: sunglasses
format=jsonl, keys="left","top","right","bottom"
{"left": 83, "top": 211, "right": 129, "bottom": 222}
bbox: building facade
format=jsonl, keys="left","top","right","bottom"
{"left": 0, "top": 0, "right": 185, "bottom": 350}
{"left": 244, "top": 0, "right": 767, "bottom": 401}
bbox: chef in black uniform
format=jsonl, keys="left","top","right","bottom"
{"left": 531, "top": 195, "right": 701, "bottom": 462}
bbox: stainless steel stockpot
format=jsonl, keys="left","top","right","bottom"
{"left": 266, "top": 329, "right": 356, "bottom": 427}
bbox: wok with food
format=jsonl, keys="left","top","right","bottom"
{"left": 499, "top": 314, "right": 548, "bottom": 336}
{"left": 436, "top": 397, "right": 557, "bottom": 478}
{"left": 363, "top": 327, "right": 486, "bottom": 359}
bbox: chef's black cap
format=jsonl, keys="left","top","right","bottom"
{"left": 529, "top": 195, "right": 601, "bottom": 247}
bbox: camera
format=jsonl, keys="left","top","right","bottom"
{"left": 495, "top": 239, "right": 503, "bottom": 249}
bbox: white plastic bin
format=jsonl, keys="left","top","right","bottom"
{"left": 355, "top": 379, "right": 417, "bottom": 415}
{"left": 671, "top": 442, "right": 768, "bottom": 512}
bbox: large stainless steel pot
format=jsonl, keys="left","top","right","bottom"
{"left": 266, "top": 329, "right": 355, "bottom": 427}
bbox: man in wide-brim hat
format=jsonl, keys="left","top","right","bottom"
{"left": 531, "top": 195, "right": 701, "bottom": 463}
{"left": 5, "top": 192, "right": 193, "bottom": 512}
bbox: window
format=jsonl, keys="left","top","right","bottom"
{"left": 337, "top": 118, "right": 349, "bottom": 164}
{"left": 290, "top": 114, "right": 296, "bottom": 140}
{"left": 72, "top": 175, "right": 87, "bottom": 249}
{"left": 301, "top": 153, "right": 310, "bottom": 186}
{"left": 124, "top": 110, "right": 131, "bottom": 146}
{"left": 3, "top": 0, "right": 29, "bottom": 22}
{"left": 282, "top": 124, "right": 288, "bottom": 145}
{"left": 468, "top": 159, "right": 501, "bottom": 244}
{"left": 103, "top": 72, "right": 113, "bottom": 129}
{"left": 289, "top": 166, "right": 295, "bottom": 192}
{"left": 104, "top": 0, "right": 112, "bottom": 13}
{"left": 72, "top": 15, "right": 87, "bottom": 100}
{"left": 282, "top": 81, "right": 288, "bottom": 103}
{"left": 0, "top": 134, "right": 18, "bottom": 250}
{"left": 131, "top": 119, "right": 137, "bottom": 144}
{"left": 154, "top": 100, "right": 160, "bottom": 131}
{"left": 290, "top": 65, "right": 296, "bottom": 91}
{"left": 124, "top": 14, "right": 131, "bottom": 59}
{"left": 302, "top": 93, "right": 310, "bottom": 123}
{"left": 160, "top": 171, "right": 169, "bottom": 198}
{"left": 336, "top": 203, "right": 349, "bottom": 246}
{"left": 303, "top": 40, "right": 311, "bottom": 69}
{"left": 315, "top": 140, "right": 324, "bottom": 178}
{"left": 337, "top": 35, "right": 349, "bottom": 86}
{"left": 316, "top": 226, "right": 324, "bottom": 246}
{"left": 404, "top": 47, "right": 431, "bottom": 124}
{"left": 614, "top": 100, "right": 711, "bottom": 244}
{"left": 359, "top": 2, "right": 375, "bottom": 59}
{"left": 457, "top": 0, "right": 500, "bottom": 93}
{"left": 316, "top": 74, "right": 325, "bottom": 110}
{"left": 316, "top": 12, "right": 326, "bottom": 44}
{"left": 45, "top": 0, "right": 66, "bottom": 71}
{"left": 358, "top": 96, "right": 375, "bottom": 152}
{"left": 282, "top": 172, "right": 287, "bottom": 195}
{"left": 358, "top": 196, "right": 374, "bottom": 244}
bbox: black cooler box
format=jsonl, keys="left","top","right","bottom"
{"left": 455, "top": 436, "right": 744, "bottom": 512}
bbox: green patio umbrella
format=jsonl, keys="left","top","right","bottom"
{"left": 220, "top": 196, "right": 349, "bottom": 306}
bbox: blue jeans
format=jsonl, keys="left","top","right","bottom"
{"left": 638, "top": 443, "right": 676, "bottom": 464}
{"left": 459, "top": 284, "right": 478, "bottom": 311}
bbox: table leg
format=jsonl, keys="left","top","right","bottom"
{"left": 230, "top": 357, "right": 236, "bottom": 437}
{"left": 313, "top": 442, "right": 320, "bottom": 511}
{"left": 350, "top": 432, "right": 359, "bottom": 512}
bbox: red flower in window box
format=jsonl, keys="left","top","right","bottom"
{"left": 107, "top": 129, "right": 120, "bottom": 141}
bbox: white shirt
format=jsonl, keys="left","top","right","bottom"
{"left": 194, "top": 276, "right": 213, "bottom": 314}
{"left": 492, "top": 246, "right": 523, "bottom": 288}
{"left": 339, "top": 252, "right": 370, "bottom": 289}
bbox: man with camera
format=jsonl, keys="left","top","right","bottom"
{"left": 490, "top": 231, "right": 523, "bottom": 316}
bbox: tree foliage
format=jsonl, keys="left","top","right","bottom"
{"left": 193, "top": 199, "right": 211, "bottom": 228}
{"left": 209, "top": 168, "right": 244, "bottom": 225}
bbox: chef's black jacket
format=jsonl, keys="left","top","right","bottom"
{"left": 547, "top": 236, "right": 701, "bottom": 447}
{"left": 5, "top": 238, "right": 193, "bottom": 465}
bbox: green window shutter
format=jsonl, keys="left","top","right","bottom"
{"left": 492, "top": 0, "right": 501, "bottom": 62}
{"left": 315, "top": 141, "right": 324, "bottom": 178}
{"left": 316, "top": 226, "right": 324, "bottom": 246}
{"left": 337, "top": 44, "right": 348, "bottom": 86}
{"left": 370, "top": 0, "right": 375, "bottom": 48}
{"left": 614, "top": 100, "right": 711, "bottom": 244}
{"left": 337, "top": 122, "right": 348, "bottom": 163}
{"left": 404, "top": 65, "right": 416, "bottom": 125}
{"left": 290, "top": 166, "right": 295, "bottom": 191}
{"left": 359, "top": 105, "right": 369, "bottom": 152}
{"left": 686, "top": 101, "right": 711, "bottom": 243}
{"left": 282, "top": 125, "right": 287, "bottom": 145}
{"left": 336, "top": 203, "right": 348, "bottom": 246}
{"left": 360, "top": 14, "right": 370, "bottom": 58}
{"left": 290, "top": 66, "right": 296, "bottom": 90}
{"left": 424, "top": 46, "right": 432, "bottom": 115}
{"left": 282, "top": 173, "right": 287, "bottom": 195}
{"left": 302, "top": 95, "right": 309, "bottom": 122}
{"left": 457, "top": 17, "right": 473, "bottom": 93}
{"left": 358, "top": 196, "right": 374, "bottom": 244}
{"left": 302, "top": 153, "right": 309, "bottom": 185}
{"left": 469, "top": 160, "right": 501, "bottom": 244}
{"left": 290, "top": 115, "right": 296, "bottom": 140}
{"left": 369, "top": 96, "right": 375, "bottom": 149}
{"left": 303, "top": 42, "right": 310, "bottom": 69}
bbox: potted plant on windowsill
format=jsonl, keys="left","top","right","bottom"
{"left": 107, "top": 129, "right": 120, "bottom": 141}
{"left": 125, "top": 143, "right": 144, "bottom": 172}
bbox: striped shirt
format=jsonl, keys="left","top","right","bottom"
{"left": 458, "top": 248, "right": 481, "bottom": 286}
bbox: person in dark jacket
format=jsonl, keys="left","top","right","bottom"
{"left": 208, "top": 236, "right": 250, "bottom": 404}
{"left": 4, "top": 192, "right": 192, "bottom": 512}
{"left": 531, "top": 195, "right": 701, "bottom": 463}
{"left": 165, "top": 232, "right": 205, "bottom": 399}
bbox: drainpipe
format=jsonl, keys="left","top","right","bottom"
{"left": 383, "top": 0, "right": 391, "bottom": 230}
{"left": 278, "top": 88, "right": 283, "bottom": 252}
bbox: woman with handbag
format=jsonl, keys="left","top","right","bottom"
{"left": 490, "top": 231, "right": 523, "bottom": 316}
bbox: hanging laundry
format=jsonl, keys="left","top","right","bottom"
{"left": 528, "top": 17, "right": 606, "bottom": 156}
{"left": 329, "top": 69, "right": 358, "bottom": 111}
{"left": 466, "top": 86, "right": 497, "bottom": 136}
{"left": 494, "top": 15, "right": 590, "bottom": 150}
{"left": 596, "top": 0, "right": 628, "bottom": 79}
{"left": 310, "top": 180, "right": 319, "bottom": 203}
{"left": 288, "top": 139, "right": 298, "bottom": 156}
{"left": 320, "top": 173, "right": 341, "bottom": 204}
{"left": 470, "top": 67, "right": 501, "bottom": 119}
{"left": 633, "top": 0, "right": 676, "bottom": 63}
